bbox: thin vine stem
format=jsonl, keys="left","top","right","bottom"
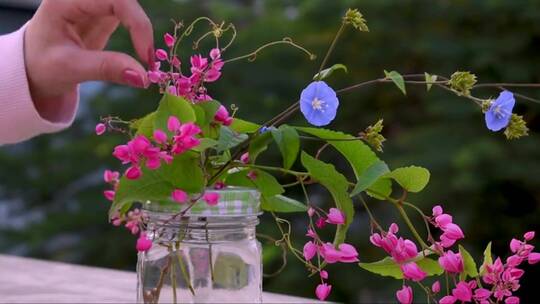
{"left": 318, "top": 22, "right": 346, "bottom": 75}
{"left": 223, "top": 38, "right": 315, "bottom": 64}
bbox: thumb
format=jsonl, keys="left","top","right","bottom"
{"left": 70, "top": 50, "right": 149, "bottom": 88}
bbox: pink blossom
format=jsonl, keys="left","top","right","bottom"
{"left": 337, "top": 243, "right": 359, "bottom": 263}
{"left": 95, "top": 123, "right": 106, "bottom": 135}
{"left": 103, "top": 190, "right": 115, "bottom": 201}
{"left": 167, "top": 116, "right": 181, "bottom": 133}
{"left": 136, "top": 233, "right": 152, "bottom": 252}
{"left": 315, "top": 283, "right": 331, "bottom": 301}
{"left": 524, "top": 231, "right": 535, "bottom": 241}
{"left": 320, "top": 270, "right": 328, "bottom": 279}
{"left": 306, "top": 228, "right": 317, "bottom": 238}
{"left": 452, "top": 281, "right": 472, "bottom": 302}
{"left": 505, "top": 296, "right": 520, "bottom": 304}
{"left": 529, "top": 252, "right": 540, "bottom": 264}
{"left": 156, "top": 49, "right": 168, "bottom": 61}
{"left": 153, "top": 130, "right": 168, "bottom": 145}
{"left": 247, "top": 170, "right": 258, "bottom": 181}
{"left": 474, "top": 288, "right": 492, "bottom": 301}
{"left": 307, "top": 207, "right": 315, "bottom": 217}
{"left": 442, "top": 223, "right": 465, "bottom": 240}
{"left": 164, "top": 33, "right": 175, "bottom": 48}
{"left": 510, "top": 238, "right": 522, "bottom": 253}
{"left": 320, "top": 243, "right": 341, "bottom": 264}
{"left": 326, "top": 208, "right": 345, "bottom": 225}
{"left": 205, "top": 69, "right": 222, "bottom": 82}
{"left": 432, "top": 205, "right": 443, "bottom": 216}
{"left": 316, "top": 217, "right": 327, "bottom": 229}
{"left": 435, "top": 214, "right": 453, "bottom": 228}
{"left": 214, "top": 105, "right": 233, "bottom": 126}
{"left": 172, "top": 189, "right": 188, "bottom": 204}
{"left": 439, "top": 295, "right": 456, "bottom": 304}
{"left": 432, "top": 281, "right": 440, "bottom": 293}
{"left": 319, "top": 242, "right": 359, "bottom": 264}
{"left": 145, "top": 158, "right": 161, "bottom": 170}
{"left": 395, "top": 285, "right": 413, "bottom": 304}
{"left": 210, "top": 48, "right": 221, "bottom": 60}
{"left": 240, "top": 152, "right": 250, "bottom": 164}
{"left": 148, "top": 71, "right": 162, "bottom": 83}
{"left": 214, "top": 181, "right": 226, "bottom": 189}
{"left": 400, "top": 262, "right": 426, "bottom": 282}
{"left": 303, "top": 241, "right": 317, "bottom": 261}
{"left": 190, "top": 54, "right": 208, "bottom": 74}
{"left": 439, "top": 250, "right": 464, "bottom": 273}
{"left": 125, "top": 166, "right": 142, "bottom": 180}
{"left": 103, "top": 170, "right": 120, "bottom": 183}
{"left": 171, "top": 56, "right": 181, "bottom": 68}
{"left": 167, "top": 85, "right": 178, "bottom": 96}
{"left": 203, "top": 192, "right": 220, "bottom": 206}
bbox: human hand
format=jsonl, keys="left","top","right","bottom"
{"left": 24, "top": 0, "right": 154, "bottom": 118}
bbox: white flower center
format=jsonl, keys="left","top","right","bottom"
{"left": 494, "top": 106, "right": 510, "bottom": 119}
{"left": 312, "top": 97, "right": 326, "bottom": 111}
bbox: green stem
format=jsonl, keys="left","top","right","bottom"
{"left": 239, "top": 163, "right": 309, "bottom": 176}
{"left": 394, "top": 202, "right": 430, "bottom": 250}
{"left": 223, "top": 38, "right": 314, "bottom": 64}
{"left": 318, "top": 22, "right": 346, "bottom": 75}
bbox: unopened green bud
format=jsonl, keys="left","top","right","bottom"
{"left": 343, "top": 9, "right": 369, "bottom": 32}
{"left": 504, "top": 114, "right": 529, "bottom": 140}
{"left": 360, "top": 119, "right": 386, "bottom": 152}
{"left": 481, "top": 99, "right": 492, "bottom": 113}
{"left": 448, "top": 71, "right": 477, "bottom": 96}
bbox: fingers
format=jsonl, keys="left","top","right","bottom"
{"left": 78, "top": 17, "right": 119, "bottom": 50}
{"left": 69, "top": 49, "right": 149, "bottom": 88}
{"left": 70, "top": 0, "right": 154, "bottom": 66}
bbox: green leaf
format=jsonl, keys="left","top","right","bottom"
{"left": 216, "top": 126, "right": 248, "bottom": 152}
{"left": 479, "top": 242, "right": 493, "bottom": 276}
{"left": 134, "top": 112, "right": 156, "bottom": 138}
{"left": 248, "top": 132, "right": 273, "bottom": 162}
{"left": 261, "top": 195, "right": 307, "bottom": 213}
{"left": 385, "top": 166, "right": 430, "bottom": 193}
{"left": 296, "top": 127, "right": 379, "bottom": 178}
{"left": 459, "top": 245, "right": 479, "bottom": 281}
{"left": 350, "top": 161, "right": 390, "bottom": 197}
{"left": 192, "top": 138, "right": 218, "bottom": 152}
{"left": 154, "top": 94, "right": 196, "bottom": 135}
{"left": 358, "top": 256, "right": 443, "bottom": 279}
{"left": 424, "top": 72, "right": 438, "bottom": 91}
{"left": 384, "top": 70, "right": 406, "bottom": 95}
{"left": 271, "top": 125, "right": 300, "bottom": 170}
{"left": 366, "top": 178, "right": 393, "bottom": 200}
{"left": 301, "top": 152, "right": 353, "bottom": 245}
{"left": 313, "top": 63, "right": 348, "bottom": 80}
{"left": 192, "top": 100, "right": 221, "bottom": 126}
{"left": 225, "top": 169, "right": 284, "bottom": 197}
{"left": 230, "top": 118, "right": 260, "bottom": 133}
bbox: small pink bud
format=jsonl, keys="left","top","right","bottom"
{"left": 103, "top": 190, "right": 115, "bottom": 201}
{"left": 315, "top": 283, "right": 332, "bottom": 301}
{"left": 214, "top": 181, "right": 226, "bottom": 189}
{"left": 136, "top": 233, "right": 152, "bottom": 252}
{"left": 203, "top": 192, "right": 220, "bottom": 206}
{"left": 396, "top": 285, "right": 413, "bottom": 304}
{"left": 210, "top": 48, "right": 221, "bottom": 60}
{"left": 505, "top": 296, "right": 520, "bottom": 304}
{"left": 306, "top": 228, "right": 316, "bottom": 238}
{"left": 442, "top": 223, "right": 464, "bottom": 240}
{"left": 316, "top": 217, "right": 327, "bottom": 229}
{"left": 103, "top": 170, "right": 120, "bottom": 183}
{"left": 389, "top": 223, "right": 399, "bottom": 234}
{"left": 155, "top": 49, "right": 168, "bottom": 61}
{"left": 432, "top": 205, "right": 443, "bottom": 216}
{"left": 125, "top": 166, "right": 142, "bottom": 180}
{"left": 438, "top": 250, "right": 464, "bottom": 273}
{"left": 172, "top": 189, "right": 188, "bottom": 204}
{"left": 164, "top": 33, "right": 175, "bottom": 48}
{"left": 439, "top": 295, "right": 457, "bottom": 304}
{"left": 474, "top": 288, "right": 491, "bottom": 301}
{"left": 240, "top": 152, "right": 250, "bottom": 164}
{"left": 153, "top": 130, "right": 168, "bottom": 144}
{"left": 307, "top": 207, "right": 315, "bottom": 217}
{"left": 95, "top": 123, "right": 106, "bottom": 135}
{"left": 326, "top": 208, "right": 345, "bottom": 225}
{"left": 431, "top": 281, "right": 440, "bottom": 293}
{"left": 452, "top": 282, "right": 472, "bottom": 302}
{"left": 524, "top": 231, "right": 535, "bottom": 241}
{"left": 338, "top": 243, "right": 359, "bottom": 263}
{"left": 400, "top": 262, "right": 427, "bottom": 282}
{"left": 303, "top": 241, "right": 317, "bottom": 261}
{"left": 320, "top": 270, "right": 328, "bottom": 279}
{"left": 167, "top": 85, "right": 178, "bottom": 96}
{"left": 528, "top": 252, "right": 540, "bottom": 264}
{"left": 247, "top": 170, "right": 258, "bottom": 181}
{"left": 171, "top": 56, "right": 181, "bottom": 68}
{"left": 167, "top": 116, "right": 181, "bottom": 132}
{"left": 435, "top": 214, "right": 453, "bottom": 228}
{"left": 214, "top": 105, "right": 233, "bottom": 126}
{"left": 510, "top": 238, "right": 522, "bottom": 253}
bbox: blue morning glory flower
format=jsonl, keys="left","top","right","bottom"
{"left": 485, "top": 90, "right": 515, "bottom": 131}
{"left": 300, "top": 81, "right": 339, "bottom": 127}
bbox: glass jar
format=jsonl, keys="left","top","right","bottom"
{"left": 136, "top": 188, "right": 262, "bottom": 304}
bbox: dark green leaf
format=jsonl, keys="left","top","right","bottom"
{"left": 216, "top": 126, "right": 248, "bottom": 152}
{"left": 301, "top": 152, "right": 353, "bottom": 245}
{"left": 248, "top": 132, "right": 273, "bottom": 162}
{"left": 230, "top": 118, "right": 260, "bottom": 133}
{"left": 271, "top": 125, "right": 300, "bottom": 169}
{"left": 351, "top": 161, "right": 390, "bottom": 196}
{"left": 225, "top": 169, "right": 284, "bottom": 197}
{"left": 459, "top": 245, "right": 479, "bottom": 281}
{"left": 261, "top": 195, "right": 307, "bottom": 212}
{"left": 313, "top": 63, "right": 348, "bottom": 80}
{"left": 384, "top": 70, "right": 406, "bottom": 95}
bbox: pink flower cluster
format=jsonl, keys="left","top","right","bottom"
{"left": 148, "top": 32, "right": 224, "bottom": 103}
{"left": 431, "top": 205, "right": 465, "bottom": 248}
{"left": 304, "top": 207, "right": 359, "bottom": 301}
{"left": 103, "top": 169, "right": 120, "bottom": 202}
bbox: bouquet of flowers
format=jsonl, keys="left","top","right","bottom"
{"left": 97, "top": 8, "right": 538, "bottom": 303}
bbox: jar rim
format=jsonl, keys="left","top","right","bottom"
{"left": 142, "top": 186, "right": 261, "bottom": 217}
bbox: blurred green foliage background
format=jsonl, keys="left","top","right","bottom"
{"left": 1, "top": 0, "right": 540, "bottom": 302}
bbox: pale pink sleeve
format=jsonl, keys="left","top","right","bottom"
{"left": 0, "top": 26, "right": 78, "bottom": 145}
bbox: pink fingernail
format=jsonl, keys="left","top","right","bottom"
{"left": 123, "top": 69, "right": 145, "bottom": 88}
